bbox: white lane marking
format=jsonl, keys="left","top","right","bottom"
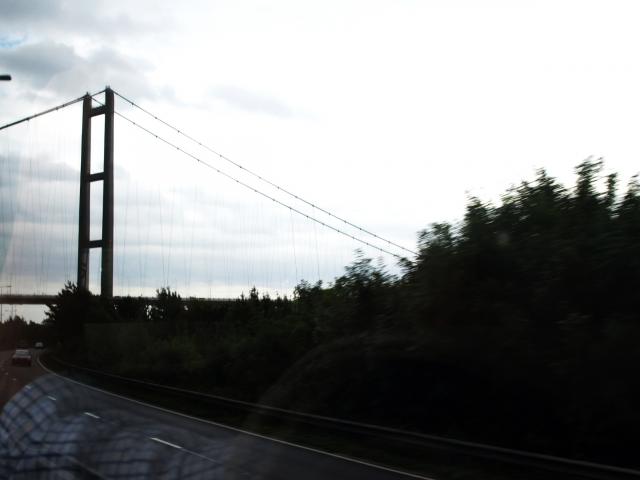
{"left": 179, "top": 447, "right": 222, "bottom": 466}
{"left": 25, "top": 385, "right": 32, "bottom": 390}
{"left": 149, "top": 437, "right": 183, "bottom": 449}
{"left": 83, "top": 412, "right": 100, "bottom": 419}
{"left": 38, "top": 357, "right": 434, "bottom": 480}
{"left": 47, "top": 395, "right": 57, "bottom": 402}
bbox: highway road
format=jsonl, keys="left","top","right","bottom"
{"left": 0, "top": 349, "right": 47, "bottom": 408}
{"left": 0, "top": 350, "right": 432, "bottom": 480}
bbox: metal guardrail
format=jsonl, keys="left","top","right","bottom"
{"left": 44, "top": 355, "right": 640, "bottom": 480}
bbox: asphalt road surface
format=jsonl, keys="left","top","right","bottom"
{"left": 0, "top": 351, "right": 432, "bottom": 480}
{"left": 0, "top": 349, "right": 47, "bottom": 408}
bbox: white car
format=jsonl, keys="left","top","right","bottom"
{"left": 11, "top": 349, "right": 32, "bottom": 367}
{"left": 35, "top": 342, "right": 44, "bottom": 349}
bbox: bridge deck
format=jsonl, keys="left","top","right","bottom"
{"left": 0, "top": 294, "right": 234, "bottom": 305}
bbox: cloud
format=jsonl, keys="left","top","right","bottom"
{"left": 0, "top": 0, "right": 159, "bottom": 42}
{"left": 18, "top": 160, "right": 77, "bottom": 183}
{"left": 210, "top": 85, "right": 295, "bottom": 118}
{"left": 0, "top": 43, "right": 75, "bottom": 87}
{"left": 0, "top": 0, "right": 172, "bottom": 102}
{"left": 0, "top": 40, "right": 159, "bottom": 101}
{"left": 0, "top": 0, "right": 62, "bottom": 23}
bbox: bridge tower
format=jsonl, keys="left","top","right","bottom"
{"left": 77, "top": 87, "right": 114, "bottom": 298}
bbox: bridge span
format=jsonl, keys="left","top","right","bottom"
{"left": 0, "top": 294, "right": 232, "bottom": 305}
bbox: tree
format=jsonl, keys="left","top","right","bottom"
{"left": 44, "top": 282, "right": 115, "bottom": 350}
{"left": 149, "top": 287, "right": 185, "bottom": 325}
{"left": 114, "top": 295, "right": 149, "bottom": 322}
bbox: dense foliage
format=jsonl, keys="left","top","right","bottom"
{"left": 0, "top": 315, "right": 49, "bottom": 350}
{"left": 45, "top": 159, "right": 640, "bottom": 466}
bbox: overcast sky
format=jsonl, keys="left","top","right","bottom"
{"left": 2, "top": 1, "right": 640, "bottom": 320}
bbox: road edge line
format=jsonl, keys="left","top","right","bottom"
{"left": 37, "top": 356, "right": 435, "bottom": 480}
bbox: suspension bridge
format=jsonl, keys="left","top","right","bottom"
{"left": 0, "top": 87, "right": 415, "bottom": 312}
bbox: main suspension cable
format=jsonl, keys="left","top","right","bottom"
{"left": 111, "top": 89, "right": 416, "bottom": 256}
{"left": 0, "top": 89, "right": 106, "bottom": 132}
{"left": 91, "top": 95, "right": 407, "bottom": 260}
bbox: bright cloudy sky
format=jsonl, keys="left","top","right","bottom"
{"left": 2, "top": 0, "right": 640, "bottom": 319}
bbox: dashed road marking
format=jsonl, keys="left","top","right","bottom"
{"left": 47, "top": 395, "right": 57, "bottom": 402}
{"left": 38, "top": 357, "right": 434, "bottom": 480}
{"left": 84, "top": 412, "right": 100, "bottom": 419}
{"left": 149, "top": 437, "right": 183, "bottom": 449}
{"left": 25, "top": 385, "right": 32, "bottom": 390}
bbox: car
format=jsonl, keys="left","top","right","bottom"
{"left": 35, "top": 342, "right": 44, "bottom": 349}
{"left": 11, "top": 349, "right": 32, "bottom": 367}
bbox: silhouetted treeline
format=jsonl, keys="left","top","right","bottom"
{"left": 45, "top": 159, "right": 640, "bottom": 467}
{"left": 0, "top": 315, "right": 50, "bottom": 349}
